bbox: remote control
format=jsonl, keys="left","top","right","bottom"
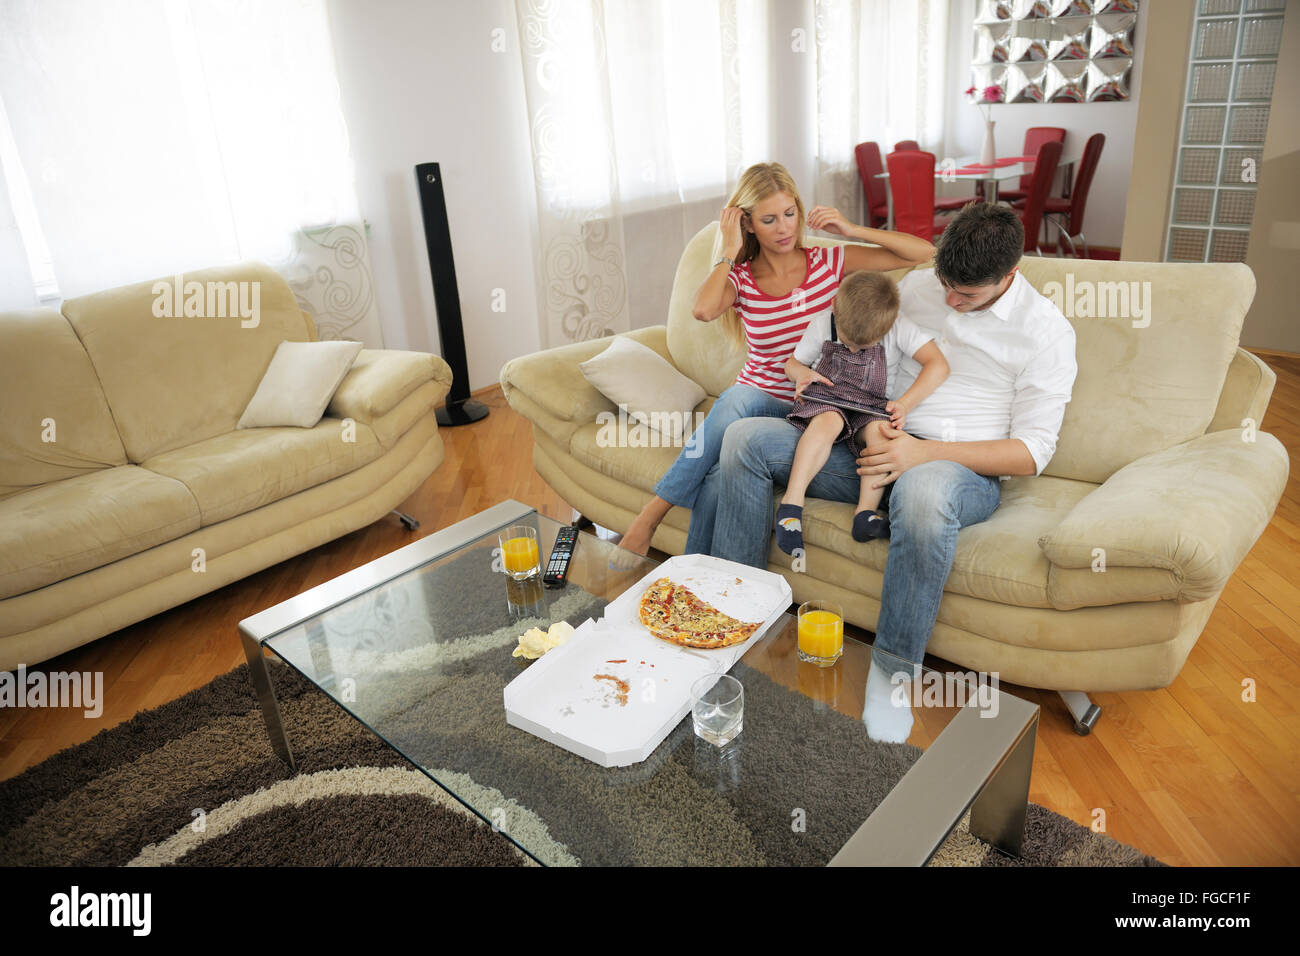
{"left": 543, "top": 525, "right": 578, "bottom": 588}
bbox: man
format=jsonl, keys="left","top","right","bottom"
{"left": 702, "top": 203, "right": 1077, "bottom": 742}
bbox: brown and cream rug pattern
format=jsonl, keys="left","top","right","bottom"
{"left": 0, "top": 658, "right": 1163, "bottom": 867}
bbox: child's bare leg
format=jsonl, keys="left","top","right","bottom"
{"left": 857, "top": 474, "right": 884, "bottom": 513}
{"left": 852, "top": 419, "right": 893, "bottom": 541}
{"left": 620, "top": 495, "right": 672, "bottom": 555}
{"left": 782, "top": 412, "right": 843, "bottom": 507}
{"left": 775, "top": 412, "right": 842, "bottom": 555}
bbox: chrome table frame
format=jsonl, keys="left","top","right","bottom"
{"left": 239, "top": 499, "right": 1038, "bottom": 865}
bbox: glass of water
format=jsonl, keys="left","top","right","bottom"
{"left": 691, "top": 674, "right": 744, "bottom": 747}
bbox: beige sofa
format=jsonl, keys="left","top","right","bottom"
{"left": 501, "top": 223, "right": 1289, "bottom": 726}
{"left": 0, "top": 262, "right": 452, "bottom": 671}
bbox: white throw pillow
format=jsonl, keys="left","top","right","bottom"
{"left": 237, "top": 340, "right": 364, "bottom": 429}
{"left": 578, "top": 336, "right": 707, "bottom": 443}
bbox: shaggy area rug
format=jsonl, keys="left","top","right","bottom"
{"left": 0, "top": 659, "right": 1164, "bottom": 867}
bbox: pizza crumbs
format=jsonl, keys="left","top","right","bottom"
{"left": 593, "top": 674, "right": 629, "bottom": 707}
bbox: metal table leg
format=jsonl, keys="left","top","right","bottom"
{"left": 970, "top": 711, "right": 1037, "bottom": 857}
{"left": 240, "top": 628, "right": 296, "bottom": 770}
{"left": 829, "top": 692, "right": 1038, "bottom": 866}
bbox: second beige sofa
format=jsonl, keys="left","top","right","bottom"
{"left": 0, "top": 263, "right": 452, "bottom": 671}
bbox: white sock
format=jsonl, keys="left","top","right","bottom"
{"left": 863, "top": 658, "right": 914, "bottom": 744}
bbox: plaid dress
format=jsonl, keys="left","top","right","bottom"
{"left": 787, "top": 340, "right": 891, "bottom": 456}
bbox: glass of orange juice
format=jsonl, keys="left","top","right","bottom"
{"left": 797, "top": 600, "right": 843, "bottom": 667}
{"left": 499, "top": 525, "right": 540, "bottom": 581}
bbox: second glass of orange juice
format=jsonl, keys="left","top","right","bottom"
{"left": 797, "top": 600, "right": 843, "bottom": 667}
{"left": 499, "top": 525, "right": 540, "bottom": 581}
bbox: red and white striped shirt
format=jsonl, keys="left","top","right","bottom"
{"left": 726, "top": 245, "right": 846, "bottom": 401}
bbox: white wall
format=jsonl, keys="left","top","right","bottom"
{"left": 327, "top": 0, "right": 1154, "bottom": 394}
{"left": 768, "top": 0, "right": 818, "bottom": 202}
{"left": 1243, "top": 4, "right": 1300, "bottom": 353}
{"left": 326, "top": 0, "right": 825, "bottom": 371}
{"left": 939, "top": 0, "right": 1149, "bottom": 250}
{"left": 325, "top": 0, "right": 540, "bottom": 392}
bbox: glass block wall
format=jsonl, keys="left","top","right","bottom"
{"left": 1165, "top": 0, "right": 1287, "bottom": 262}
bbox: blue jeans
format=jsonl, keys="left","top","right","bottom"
{"left": 653, "top": 383, "right": 792, "bottom": 555}
{"left": 708, "top": 417, "right": 1001, "bottom": 677}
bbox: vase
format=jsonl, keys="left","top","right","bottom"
{"left": 980, "top": 118, "right": 996, "bottom": 166}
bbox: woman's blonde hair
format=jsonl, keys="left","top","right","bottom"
{"left": 714, "top": 162, "right": 805, "bottom": 351}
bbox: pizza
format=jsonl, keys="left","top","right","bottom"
{"left": 637, "top": 577, "right": 762, "bottom": 649}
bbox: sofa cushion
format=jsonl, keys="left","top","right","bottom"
{"left": 60, "top": 262, "right": 315, "bottom": 463}
{"left": 664, "top": 225, "right": 747, "bottom": 398}
{"left": 1039, "top": 428, "right": 1289, "bottom": 605}
{"left": 328, "top": 349, "right": 452, "bottom": 424}
{"left": 0, "top": 467, "right": 199, "bottom": 600}
{"left": 567, "top": 404, "right": 1147, "bottom": 609}
{"left": 1016, "top": 258, "right": 1254, "bottom": 483}
{"left": 237, "top": 340, "right": 364, "bottom": 429}
{"left": 568, "top": 421, "right": 685, "bottom": 495}
{"left": 0, "top": 309, "right": 127, "bottom": 499}
{"left": 142, "top": 417, "right": 383, "bottom": 526}
{"left": 794, "top": 475, "right": 1097, "bottom": 609}
{"left": 579, "top": 336, "right": 707, "bottom": 443}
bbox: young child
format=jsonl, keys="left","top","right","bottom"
{"left": 775, "top": 270, "right": 949, "bottom": 553}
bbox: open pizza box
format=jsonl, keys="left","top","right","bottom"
{"left": 503, "top": 554, "right": 793, "bottom": 767}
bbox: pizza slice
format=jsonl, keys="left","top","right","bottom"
{"left": 637, "top": 577, "right": 762, "bottom": 649}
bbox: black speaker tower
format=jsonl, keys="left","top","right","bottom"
{"left": 415, "top": 162, "right": 489, "bottom": 426}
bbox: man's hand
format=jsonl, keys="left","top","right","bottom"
{"left": 857, "top": 423, "right": 932, "bottom": 488}
{"left": 793, "top": 368, "right": 833, "bottom": 401}
{"left": 885, "top": 399, "right": 907, "bottom": 430}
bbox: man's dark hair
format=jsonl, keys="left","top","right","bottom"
{"left": 933, "top": 202, "right": 1024, "bottom": 288}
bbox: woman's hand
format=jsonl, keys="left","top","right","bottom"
{"left": 886, "top": 399, "right": 907, "bottom": 430}
{"left": 793, "top": 367, "right": 834, "bottom": 401}
{"left": 719, "top": 206, "right": 745, "bottom": 259}
{"left": 807, "top": 205, "right": 855, "bottom": 238}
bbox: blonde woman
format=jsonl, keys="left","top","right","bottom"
{"left": 619, "top": 162, "right": 935, "bottom": 555}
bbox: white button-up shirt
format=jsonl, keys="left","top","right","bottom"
{"left": 892, "top": 269, "right": 1077, "bottom": 476}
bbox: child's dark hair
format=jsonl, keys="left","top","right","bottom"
{"left": 834, "top": 271, "right": 899, "bottom": 347}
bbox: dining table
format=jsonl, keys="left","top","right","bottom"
{"left": 874, "top": 152, "right": 1079, "bottom": 231}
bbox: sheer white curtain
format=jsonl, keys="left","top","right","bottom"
{"left": 814, "top": 0, "right": 950, "bottom": 219}
{"left": 515, "top": 0, "right": 770, "bottom": 347}
{"left": 0, "top": 0, "right": 383, "bottom": 345}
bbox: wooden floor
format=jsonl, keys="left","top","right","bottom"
{"left": 3, "top": 363, "right": 1299, "bottom": 867}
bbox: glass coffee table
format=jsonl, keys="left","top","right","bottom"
{"left": 239, "top": 500, "right": 1038, "bottom": 866}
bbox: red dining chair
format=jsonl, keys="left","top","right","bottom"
{"left": 1013, "top": 139, "right": 1062, "bottom": 254}
{"left": 1042, "top": 133, "right": 1105, "bottom": 258}
{"left": 934, "top": 194, "right": 976, "bottom": 214}
{"left": 997, "top": 126, "right": 1066, "bottom": 203}
{"left": 894, "top": 139, "right": 920, "bottom": 152}
{"left": 854, "top": 142, "right": 890, "bottom": 228}
{"left": 935, "top": 154, "right": 976, "bottom": 214}
{"left": 885, "top": 150, "right": 949, "bottom": 241}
